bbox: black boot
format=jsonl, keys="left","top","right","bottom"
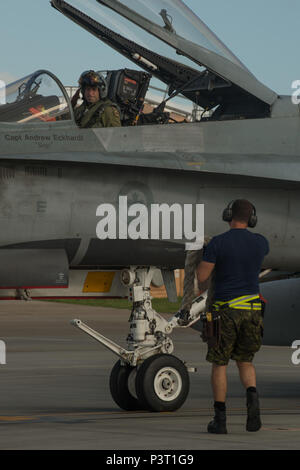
{"left": 207, "top": 406, "right": 228, "bottom": 434}
{"left": 246, "top": 390, "right": 261, "bottom": 432}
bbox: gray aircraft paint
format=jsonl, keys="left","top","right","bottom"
{"left": 0, "top": 155, "right": 298, "bottom": 271}
{"left": 0, "top": 0, "right": 299, "bottom": 345}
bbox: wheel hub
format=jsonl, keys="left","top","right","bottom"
{"left": 162, "top": 378, "right": 171, "bottom": 390}
{"left": 154, "top": 367, "right": 182, "bottom": 401}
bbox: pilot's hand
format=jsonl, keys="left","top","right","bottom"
{"left": 71, "top": 89, "right": 81, "bottom": 108}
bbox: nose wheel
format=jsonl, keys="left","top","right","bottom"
{"left": 135, "top": 354, "right": 190, "bottom": 412}
{"left": 110, "top": 355, "right": 190, "bottom": 412}
{"left": 72, "top": 267, "right": 207, "bottom": 413}
{"left": 109, "top": 360, "right": 144, "bottom": 411}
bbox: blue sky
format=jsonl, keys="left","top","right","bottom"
{"left": 0, "top": 0, "right": 299, "bottom": 95}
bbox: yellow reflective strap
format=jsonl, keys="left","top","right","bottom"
{"left": 228, "top": 295, "right": 260, "bottom": 307}
{"left": 213, "top": 294, "right": 261, "bottom": 311}
{"left": 213, "top": 304, "right": 261, "bottom": 311}
{"left": 236, "top": 305, "right": 251, "bottom": 309}
{"left": 230, "top": 304, "right": 261, "bottom": 310}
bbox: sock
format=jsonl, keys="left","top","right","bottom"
{"left": 247, "top": 386, "right": 257, "bottom": 393}
{"left": 214, "top": 401, "right": 226, "bottom": 411}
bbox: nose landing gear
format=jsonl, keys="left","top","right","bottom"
{"left": 72, "top": 266, "right": 207, "bottom": 412}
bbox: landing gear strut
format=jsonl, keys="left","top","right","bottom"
{"left": 72, "top": 266, "right": 207, "bottom": 412}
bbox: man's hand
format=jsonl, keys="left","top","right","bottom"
{"left": 176, "top": 308, "right": 192, "bottom": 326}
{"left": 197, "top": 261, "right": 215, "bottom": 283}
{"left": 71, "top": 89, "right": 81, "bottom": 108}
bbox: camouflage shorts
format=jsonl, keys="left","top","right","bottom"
{"left": 206, "top": 307, "right": 263, "bottom": 366}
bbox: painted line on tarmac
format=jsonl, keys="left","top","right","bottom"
{"left": 0, "top": 406, "right": 299, "bottom": 424}
{"left": 261, "top": 427, "right": 300, "bottom": 432}
{"left": 0, "top": 410, "right": 142, "bottom": 423}
{"left": 0, "top": 416, "right": 34, "bottom": 422}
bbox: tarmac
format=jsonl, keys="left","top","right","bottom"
{"left": 0, "top": 300, "right": 299, "bottom": 450}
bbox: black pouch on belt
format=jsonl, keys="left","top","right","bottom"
{"left": 201, "top": 310, "right": 221, "bottom": 348}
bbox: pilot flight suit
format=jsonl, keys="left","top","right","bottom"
{"left": 74, "top": 98, "right": 121, "bottom": 128}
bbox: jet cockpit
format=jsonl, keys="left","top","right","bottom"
{"left": 51, "top": 0, "right": 278, "bottom": 121}
{"left": 0, "top": 0, "right": 279, "bottom": 127}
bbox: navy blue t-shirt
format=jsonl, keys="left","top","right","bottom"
{"left": 202, "top": 229, "right": 269, "bottom": 301}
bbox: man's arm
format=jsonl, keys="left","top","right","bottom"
{"left": 71, "top": 89, "right": 81, "bottom": 109}
{"left": 197, "top": 261, "right": 215, "bottom": 283}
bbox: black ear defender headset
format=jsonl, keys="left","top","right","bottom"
{"left": 222, "top": 200, "right": 257, "bottom": 228}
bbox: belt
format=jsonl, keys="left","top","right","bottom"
{"left": 213, "top": 294, "right": 261, "bottom": 311}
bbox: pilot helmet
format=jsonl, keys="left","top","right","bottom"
{"left": 78, "top": 70, "right": 108, "bottom": 98}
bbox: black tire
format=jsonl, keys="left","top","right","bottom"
{"left": 109, "top": 360, "right": 142, "bottom": 411}
{"left": 135, "top": 354, "right": 190, "bottom": 412}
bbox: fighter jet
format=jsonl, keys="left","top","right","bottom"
{"left": 0, "top": 0, "right": 299, "bottom": 412}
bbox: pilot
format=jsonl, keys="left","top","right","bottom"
{"left": 197, "top": 199, "right": 269, "bottom": 434}
{"left": 72, "top": 70, "right": 121, "bottom": 128}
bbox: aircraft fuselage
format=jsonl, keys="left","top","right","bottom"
{"left": 0, "top": 98, "right": 299, "bottom": 274}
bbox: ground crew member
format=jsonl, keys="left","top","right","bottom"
{"left": 197, "top": 199, "right": 269, "bottom": 434}
{"left": 72, "top": 70, "right": 121, "bottom": 128}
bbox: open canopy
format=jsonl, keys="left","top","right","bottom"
{"left": 51, "top": 0, "right": 278, "bottom": 118}
{"left": 98, "top": 0, "right": 249, "bottom": 70}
